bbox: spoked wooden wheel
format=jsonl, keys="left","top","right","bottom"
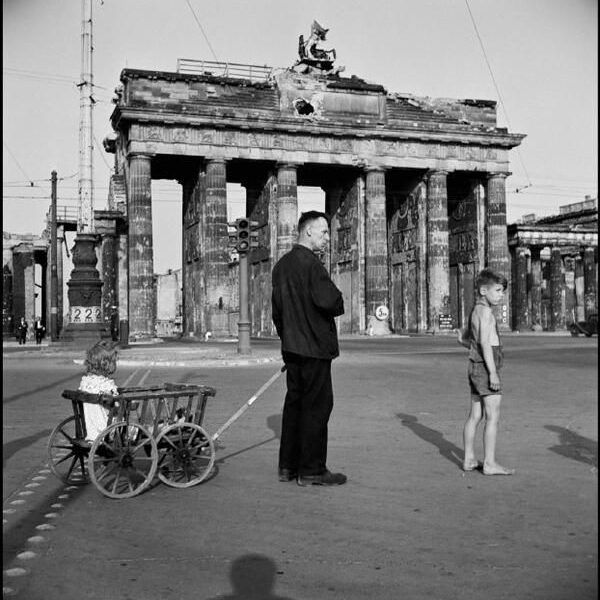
{"left": 88, "top": 422, "right": 158, "bottom": 499}
{"left": 155, "top": 423, "right": 215, "bottom": 488}
{"left": 47, "top": 416, "right": 90, "bottom": 485}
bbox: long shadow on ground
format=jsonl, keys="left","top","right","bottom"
{"left": 545, "top": 425, "right": 598, "bottom": 468}
{"left": 396, "top": 412, "right": 463, "bottom": 469}
{"left": 3, "top": 429, "right": 52, "bottom": 467}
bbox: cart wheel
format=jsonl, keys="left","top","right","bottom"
{"left": 88, "top": 422, "right": 158, "bottom": 499}
{"left": 47, "top": 416, "right": 90, "bottom": 485}
{"left": 155, "top": 423, "right": 215, "bottom": 488}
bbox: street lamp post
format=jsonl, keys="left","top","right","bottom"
{"left": 61, "top": 0, "right": 108, "bottom": 345}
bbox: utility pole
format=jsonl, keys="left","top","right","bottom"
{"left": 50, "top": 171, "right": 58, "bottom": 341}
{"left": 78, "top": 0, "right": 94, "bottom": 233}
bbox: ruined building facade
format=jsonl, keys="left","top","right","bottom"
{"left": 102, "top": 63, "right": 525, "bottom": 339}
{"left": 508, "top": 198, "right": 598, "bottom": 331}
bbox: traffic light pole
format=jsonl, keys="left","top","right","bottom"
{"left": 237, "top": 251, "right": 251, "bottom": 355}
{"left": 50, "top": 171, "right": 59, "bottom": 341}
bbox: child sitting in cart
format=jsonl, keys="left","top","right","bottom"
{"left": 78, "top": 339, "right": 120, "bottom": 442}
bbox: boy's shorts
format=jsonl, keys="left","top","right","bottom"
{"left": 468, "top": 347, "right": 503, "bottom": 396}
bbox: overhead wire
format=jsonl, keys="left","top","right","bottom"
{"left": 184, "top": 0, "right": 220, "bottom": 62}
{"left": 464, "top": 0, "right": 532, "bottom": 189}
{"left": 3, "top": 141, "right": 35, "bottom": 186}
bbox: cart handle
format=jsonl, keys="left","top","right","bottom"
{"left": 211, "top": 365, "right": 286, "bottom": 442}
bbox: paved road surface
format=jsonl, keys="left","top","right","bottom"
{"left": 3, "top": 335, "right": 597, "bottom": 599}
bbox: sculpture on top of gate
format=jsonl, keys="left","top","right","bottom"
{"left": 294, "top": 20, "right": 345, "bottom": 76}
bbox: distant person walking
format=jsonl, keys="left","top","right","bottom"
{"left": 271, "top": 211, "right": 346, "bottom": 486}
{"left": 34, "top": 318, "right": 45, "bottom": 344}
{"left": 457, "top": 268, "right": 514, "bottom": 476}
{"left": 17, "top": 317, "right": 28, "bottom": 345}
{"left": 110, "top": 306, "right": 120, "bottom": 342}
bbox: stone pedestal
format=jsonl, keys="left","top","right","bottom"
{"left": 61, "top": 232, "right": 109, "bottom": 345}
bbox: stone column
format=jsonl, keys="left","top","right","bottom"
{"left": 512, "top": 246, "right": 529, "bottom": 331}
{"left": 416, "top": 181, "right": 428, "bottom": 333}
{"left": 486, "top": 173, "right": 510, "bottom": 329}
{"left": 101, "top": 233, "right": 118, "bottom": 323}
{"left": 276, "top": 163, "right": 298, "bottom": 261}
{"left": 574, "top": 252, "right": 585, "bottom": 321}
{"left": 204, "top": 158, "right": 230, "bottom": 337}
{"left": 426, "top": 170, "right": 450, "bottom": 332}
{"left": 181, "top": 178, "right": 197, "bottom": 337}
{"left": 583, "top": 246, "right": 597, "bottom": 319}
{"left": 127, "top": 153, "right": 154, "bottom": 340}
{"left": 117, "top": 232, "right": 129, "bottom": 342}
{"left": 364, "top": 167, "right": 391, "bottom": 335}
{"left": 3, "top": 265, "right": 13, "bottom": 338}
{"left": 563, "top": 256, "right": 577, "bottom": 325}
{"left": 529, "top": 247, "right": 543, "bottom": 329}
{"left": 12, "top": 244, "right": 35, "bottom": 340}
{"left": 549, "top": 247, "right": 564, "bottom": 331}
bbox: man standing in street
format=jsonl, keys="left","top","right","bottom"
{"left": 271, "top": 211, "right": 346, "bottom": 486}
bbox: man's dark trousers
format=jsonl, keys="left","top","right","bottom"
{"left": 279, "top": 352, "right": 333, "bottom": 477}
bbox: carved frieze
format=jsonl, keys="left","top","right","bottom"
{"left": 130, "top": 123, "right": 504, "bottom": 168}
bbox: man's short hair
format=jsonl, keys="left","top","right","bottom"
{"left": 298, "top": 210, "right": 330, "bottom": 232}
{"left": 476, "top": 268, "right": 508, "bottom": 292}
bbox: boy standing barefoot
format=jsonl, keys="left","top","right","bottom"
{"left": 457, "top": 269, "right": 514, "bottom": 476}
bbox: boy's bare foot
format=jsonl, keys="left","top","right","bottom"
{"left": 482, "top": 463, "right": 515, "bottom": 476}
{"left": 462, "top": 461, "right": 482, "bottom": 472}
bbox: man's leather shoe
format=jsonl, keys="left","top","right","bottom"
{"left": 297, "top": 470, "right": 347, "bottom": 486}
{"left": 278, "top": 468, "right": 297, "bottom": 482}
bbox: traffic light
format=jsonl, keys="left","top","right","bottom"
{"left": 236, "top": 218, "right": 250, "bottom": 253}
{"left": 228, "top": 218, "right": 260, "bottom": 253}
{"left": 249, "top": 221, "right": 259, "bottom": 248}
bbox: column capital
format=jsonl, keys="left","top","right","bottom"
{"left": 425, "top": 169, "right": 449, "bottom": 180}
{"left": 363, "top": 164, "right": 386, "bottom": 173}
{"left": 276, "top": 162, "right": 300, "bottom": 171}
{"left": 486, "top": 171, "right": 511, "bottom": 180}
{"left": 127, "top": 152, "right": 153, "bottom": 162}
{"left": 205, "top": 157, "right": 228, "bottom": 165}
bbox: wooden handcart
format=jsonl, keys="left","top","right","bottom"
{"left": 47, "top": 383, "right": 217, "bottom": 499}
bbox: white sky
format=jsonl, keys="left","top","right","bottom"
{"left": 3, "top": 0, "right": 598, "bottom": 273}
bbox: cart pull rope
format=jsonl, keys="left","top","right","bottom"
{"left": 211, "top": 365, "right": 286, "bottom": 442}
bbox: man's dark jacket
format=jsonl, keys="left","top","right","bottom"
{"left": 272, "top": 244, "right": 344, "bottom": 359}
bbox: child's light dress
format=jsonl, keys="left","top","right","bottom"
{"left": 79, "top": 374, "right": 118, "bottom": 442}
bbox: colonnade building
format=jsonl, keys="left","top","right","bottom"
{"left": 99, "top": 59, "right": 525, "bottom": 340}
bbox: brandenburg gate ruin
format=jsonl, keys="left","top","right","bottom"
{"left": 103, "top": 26, "right": 525, "bottom": 340}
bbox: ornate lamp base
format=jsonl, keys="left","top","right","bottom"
{"left": 60, "top": 233, "right": 110, "bottom": 346}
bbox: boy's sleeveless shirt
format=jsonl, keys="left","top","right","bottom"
{"left": 467, "top": 303, "right": 502, "bottom": 364}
